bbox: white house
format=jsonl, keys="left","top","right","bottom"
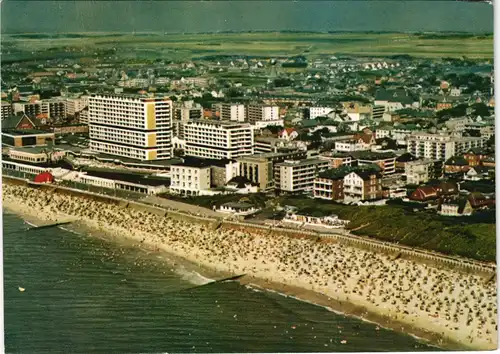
{"left": 218, "top": 202, "right": 260, "bottom": 216}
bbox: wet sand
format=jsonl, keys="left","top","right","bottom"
{"left": 2, "top": 183, "right": 497, "bottom": 350}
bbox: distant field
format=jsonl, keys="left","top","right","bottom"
{"left": 2, "top": 32, "right": 493, "bottom": 60}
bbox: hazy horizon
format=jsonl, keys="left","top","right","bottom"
{"left": 1, "top": 1, "right": 494, "bottom": 34}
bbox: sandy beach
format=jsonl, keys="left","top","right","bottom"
{"left": 2, "top": 183, "right": 497, "bottom": 350}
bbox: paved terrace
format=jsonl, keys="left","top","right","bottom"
{"left": 140, "top": 195, "right": 227, "bottom": 218}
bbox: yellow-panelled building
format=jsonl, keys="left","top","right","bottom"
{"left": 88, "top": 94, "right": 172, "bottom": 161}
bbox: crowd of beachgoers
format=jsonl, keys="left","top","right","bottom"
{"left": 3, "top": 183, "right": 497, "bottom": 350}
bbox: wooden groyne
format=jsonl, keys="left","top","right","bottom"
{"left": 177, "top": 274, "right": 246, "bottom": 293}
{"left": 27, "top": 221, "right": 73, "bottom": 231}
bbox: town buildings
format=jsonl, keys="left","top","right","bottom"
{"left": 88, "top": 94, "right": 173, "bottom": 161}
{"left": 313, "top": 165, "right": 383, "bottom": 202}
{"left": 13, "top": 102, "right": 41, "bottom": 118}
{"left": 405, "top": 159, "right": 439, "bottom": 185}
{"left": 237, "top": 151, "right": 307, "bottom": 191}
{"left": 184, "top": 120, "right": 254, "bottom": 159}
{"left": 173, "top": 101, "right": 203, "bottom": 139}
{"left": 220, "top": 103, "right": 246, "bottom": 122}
{"left": 309, "top": 106, "right": 334, "bottom": 120}
{"left": 1, "top": 102, "right": 13, "bottom": 118}
{"left": 169, "top": 162, "right": 211, "bottom": 196}
{"left": 246, "top": 104, "right": 280, "bottom": 124}
{"left": 66, "top": 96, "right": 89, "bottom": 117}
{"left": 407, "top": 133, "right": 486, "bottom": 161}
{"left": 276, "top": 158, "right": 329, "bottom": 193}
{"left": 374, "top": 88, "right": 420, "bottom": 112}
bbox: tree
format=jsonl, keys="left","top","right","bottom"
{"left": 471, "top": 103, "right": 491, "bottom": 117}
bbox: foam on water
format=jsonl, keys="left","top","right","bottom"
{"left": 174, "top": 265, "right": 214, "bottom": 285}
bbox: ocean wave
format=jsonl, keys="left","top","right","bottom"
{"left": 58, "top": 226, "right": 84, "bottom": 236}
{"left": 174, "top": 265, "right": 214, "bottom": 285}
{"left": 245, "top": 284, "right": 263, "bottom": 293}
{"left": 255, "top": 286, "right": 436, "bottom": 348}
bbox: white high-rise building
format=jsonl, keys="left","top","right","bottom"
{"left": 184, "top": 120, "right": 254, "bottom": 159}
{"left": 89, "top": 94, "right": 173, "bottom": 161}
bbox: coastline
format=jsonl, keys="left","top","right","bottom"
{"left": 2, "top": 182, "right": 497, "bottom": 350}
{"left": 0, "top": 202, "right": 444, "bottom": 349}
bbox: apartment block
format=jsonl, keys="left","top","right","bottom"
{"left": 372, "top": 105, "right": 385, "bottom": 120}
{"left": 246, "top": 104, "right": 280, "bottom": 124}
{"left": 13, "top": 102, "right": 41, "bottom": 118}
{"left": 309, "top": 106, "right": 334, "bottom": 120}
{"left": 407, "top": 133, "right": 485, "bottom": 161}
{"left": 173, "top": 101, "right": 203, "bottom": 139}
{"left": 276, "top": 158, "right": 329, "bottom": 193}
{"left": 169, "top": 163, "right": 211, "bottom": 196}
{"left": 314, "top": 165, "right": 383, "bottom": 202}
{"left": 237, "top": 151, "right": 307, "bottom": 191}
{"left": 174, "top": 101, "right": 203, "bottom": 121}
{"left": 1, "top": 102, "right": 13, "bottom": 119}
{"left": 79, "top": 108, "right": 89, "bottom": 125}
{"left": 405, "top": 159, "right": 432, "bottom": 185}
{"left": 355, "top": 151, "right": 396, "bottom": 175}
{"left": 41, "top": 100, "right": 67, "bottom": 119}
{"left": 220, "top": 103, "right": 246, "bottom": 122}
{"left": 89, "top": 94, "right": 173, "bottom": 161}
{"left": 66, "top": 96, "right": 89, "bottom": 116}
{"left": 184, "top": 120, "right": 254, "bottom": 159}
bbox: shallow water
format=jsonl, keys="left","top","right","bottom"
{"left": 3, "top": 211, "right": 438, "bottom": 353}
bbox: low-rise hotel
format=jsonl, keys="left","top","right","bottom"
{"left": 88, "top": 94, "right": 173, "bottom": 161}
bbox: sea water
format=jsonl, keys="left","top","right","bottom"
{"left": 3, "top": 212, "right": 438, "bottom": 353}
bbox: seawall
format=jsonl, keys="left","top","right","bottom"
{"left": 3, "top": 176, "right": 495, "bottom": 278}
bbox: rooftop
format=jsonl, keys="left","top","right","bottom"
{"left": 276, "top": 158, "right": 328, "bottom": 167}
{"left": 2, "top": 154, "right": 73, "bottom": 169}
{"left": 84, "top": 169, "right": 170, "bottom": 187}
{"left": 351, "top": 151, "right": 397, "bottom": 160}
{"left": 10, "top": 146, "right": 51, "bottom": 154}
{"left": 186, "top": 119, "right": 251, "bottom": 128}
{"left": 2, "top": 129, "right": 53, "bottom": 136}
{"left": 318, "top": 164, "right": 381, "bottom": 180}
{"left": 173, "top": 156, "right": 235, "bottom": 168}
{"left": 91, "top": 153, "right": 182, "bottom": 167}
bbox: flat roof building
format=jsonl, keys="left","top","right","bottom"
{"left": 407, "top": 133, "right": 486, "bottom": 161}
{"left": 88, "top": 94, "right": 173, "bottom": 161}
{"left": 276, "top": 158, "right": 329, "bottom": 193}
{"left": 184, "top": 120, "right": 254, "bottom": 160}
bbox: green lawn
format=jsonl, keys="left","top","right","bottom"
{"left": 279, "top": 196, "right": 496, "bottom": 262}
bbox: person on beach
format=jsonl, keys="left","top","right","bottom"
{"left": 2, "top": 183, "right": 498, "bottom": 350}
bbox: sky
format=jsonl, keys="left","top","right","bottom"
{"left": 0, "top": 1, "right": 494, "bottom": 34}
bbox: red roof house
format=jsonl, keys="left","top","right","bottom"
{"left": 410, "top": 186, "right": 439, "bottom": 201}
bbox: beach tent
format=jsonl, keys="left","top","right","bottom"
{"left": 33, "top": 171, "right": 54, "bottom": 184}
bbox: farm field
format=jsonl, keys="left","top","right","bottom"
{"left": 2, "top": 32, "right": 493, "bottom": 60}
